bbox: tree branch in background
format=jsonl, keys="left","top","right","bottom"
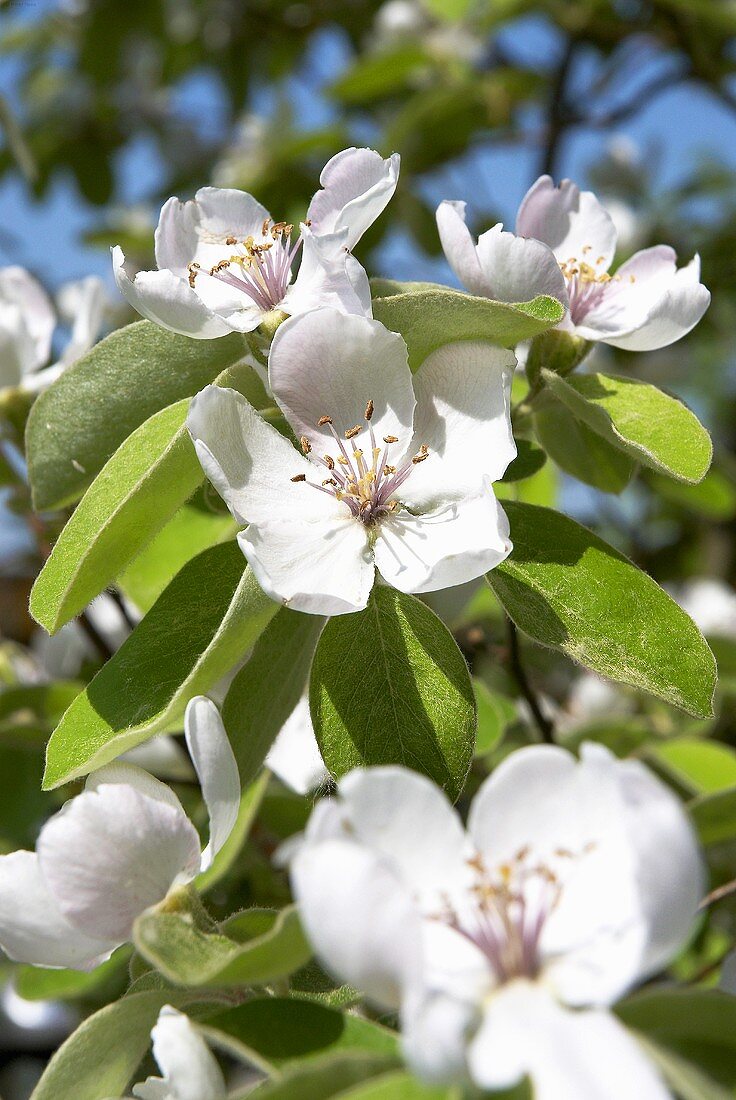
{"left": 505, "top": 615, "right": 555, "bottom": 744}
{"left": 540, "top": 37, "right": 577, "bottom": 178}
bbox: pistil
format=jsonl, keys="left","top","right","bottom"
{"left": 188, "top": 219, "right": 303, "bottom": 313}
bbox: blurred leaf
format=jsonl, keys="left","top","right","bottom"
{"left": 542, "top": 371, "right": 712, "bottom": 484}
{"left": 474, "top": 679, "right": 516, "bottom": 756}
{"left": 329, "top": 46, "right": 431, "bottom": 103}
{"left": 648, "top": 466, "right": 736, "bottom": 520}
{"left": 15, "top": 947, "right": 130, "bottom": 1002}
{"left": 245, "top": 1051, "right": 401, "bottom": 1100}
{"left": 310, "top": 586, "right": 475, "bottom": 800}
{"left": 689, "top": 787, "right": 736, "bottom": 845}
{"left": 488, "top": 503, "right": 717, "bottom": 718}
{"left": 500, "top": 439, "right": 547, "bottom": 483}
{"left": 43, "top": 543, "right": 276, "bottom": 789}
{"left": 324, "top": 1073, "right": 454, "bottom": 1098}
{"left": 649, "top": 738, "right": 736, "bottom": 794}
{"left": 371, "top": 282, "right": 564, "bottom": 369}
{"left": 533, "top": 390, "right": 635, "bottom": 493}
{"left": 26, "top": 321, "right": 251, "bottom": 510}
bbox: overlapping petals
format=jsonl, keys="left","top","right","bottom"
{"left": 132, "top": 1006, "right": 227, "bottom": 1100}
{"left": 187, "top": 309, "right": 515, "bottom": 615}
{"left": 0, "top": 697, "right": 239, "bottom": 970}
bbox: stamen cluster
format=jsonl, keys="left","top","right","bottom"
{"left": 188, "top": 218, "right": 303, "bottom": 312}
{"left": 559, "top": 245, "right": 635, "bottom": 325}
{"left": 291, "top": 398, "right": 429, "bottom": 526}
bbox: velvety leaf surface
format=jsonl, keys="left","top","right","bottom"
{"left": 533, "top": 389, "right": 635, "bottom": 493}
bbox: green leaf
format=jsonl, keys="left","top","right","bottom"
{"left": 329, "top": 46, "right": 431, "bottom": 103}
{"left": 689, "top": 787, "right": 736, "bottom": 845}
{"left": 648, "top": 466, "right": 736, "bottom": 520}
{"left": 617, "top": 989, "right": 736, "bottom": 1095}
{"left": 203, "top": 997, "right": 398, "bottom": 1068}
{"left": 370, "top": 282, "right": 565, "bottom": 370}
{"left": 43, "top": 542, "right": 277, "bottom": 789}
{"left": 134, "top": 904, "right": 312, "bottom": 987}
{"left": 246, "top": 1051, "right": 400, "bottom": 1100}
{"left": 30, "top": 989, "right": 207, "bottom": 1100}
{"left": 541, "top": 371, "right": 712, "bottom": 484}
{"left": 533, "top": 390, "right": 634, "bottom": 493}
{"left": 500, "top": 438, "right": 547, "bottom": 483}
{"left": 487, "top": 503, "right": 716, "bottom": 718}
{"left": 332, "top": 1073, "right": 453, "bottom": 1099}
{"left": 649, "top": 739, "right": 736, "bottom": 794}
{"left": 15, "top": 947, "right": 130, "bottom": 1002}
{"left": 474, "top": 680, "right": 516, "bottom": 756}
{"left": 310, "top": 585, "right": 474, "bottom": 799}
{"left": 223, "top": 608, "right": 324, "bottom": 787}
{"left": 26, "top": 320, "right": 249, "bottom": 510}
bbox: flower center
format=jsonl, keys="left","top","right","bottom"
{"left": 290, "top": 398, "right": 429, "bottom": 526}
{"left": 559, "top": 245, "right": 635, "bottom": 325}
{"left": 188, "top": 218, "right": 303, "bottom": 312}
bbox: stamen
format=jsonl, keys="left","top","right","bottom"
{"left": 323, "top": 454, "right": 334, "bottom": 470}
{"left": 383, "top": 435, "right": 398, "bottom": 444}
{"left": 364, "top": 399, "right": 374, "bottom": 421}
{"left": 225, "top": 236, "right": 237, "bottom": 246}
{"left": 318, "top": 415, "right": 332, "bottom": 426}
{"left": 188, "top": 262, "right": 201, "bottom": 287}
{"left": 345, "top": 425, "right": 362, "bottom": 439}
{"left": 291, "top": 473, "right": 306, "bottom": 483}
{"left": 300, "top": 436, "right": 311, "bottom": 455}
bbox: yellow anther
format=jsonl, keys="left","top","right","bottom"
{"left": 345, "top": 425, "right": 362, "bottom": 439}
{"left": 300, "top": 436, "right": 311, "bottom": 454}
{"left": 291, "top": 473, "right": 306, "bottom": 483}
{"left": 383, "top": 434, "right": 398, "bottom": 444}
{"left": 364, "top": 399, "right": 374, "bottom": 421}
{"left": 318, "top": 415, "right": 333, "bottom": 426}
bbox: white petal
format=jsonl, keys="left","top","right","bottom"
{"left": 0, "top": 851, "right": 117, "bottom": 971}
{"left": 419, "top": 919, "right": 493, "bottom": 1003}
{"left": 155, "top": 189, "right": 271, "bottom": 276}
{"left": 37, "top": 785, "right": 202, "bottom": 941}
{"left": 435, "top": 201, "right": 488, "bottom": 296}
{"left": 373, "top": 489, "right": 511, "bottom": 595}
{"left": 112, "top": 246, "right": 231, "bottom": 339}
{"left": 282, "top": 226, "right": 371, "bottom": 319}
{"left": 268, "top": 309, "right": 415, "bottom": 458}
{"left": 0, "top": 300, "right": 35, "bottom": 386}
{"left": 291, "top": 836, "right": 423, "bottom": 1009}
{"left": 86, "top": 760, "right": 188, "bottom": 816}
{"left": 0, "top": 265, "right": 55, "bottom": 370}
{"left": 402, "top": 991, "right": 478, "bottom": 1085}
{"left": 605, "top": 254, "right": 710, "bottom": 351}
{"left": 133, "top": 1006, "right": 227, "bottom": 1100}
{"left": 516, "top": 176, "right": 617, "bottom": 270}
{"left": 184, "top": 696, "right": 240, "bottom": 871}
{"left": 467, "top": 983, "right": 671, "bottom": 1100}
{"left": 307, "top": 148, "right": 400, "bottom": 249}
{"left": 336, "top": 767, "right": 469, "bottom": 907}
{"left": 672, "top": 577, "right": 736, "bottom": 639}
{"left": 345, "top": 252, "right": 373, "bottom": 316}
{"left": 266, "top": 693, "right": 329, "bottom": 795}
{"left": 187, "top": 385, "right": 342, "bottom": 526}
{"left": 406, "top": 340, "right": 516, "bottom": 500}
{"left": 237, "top": 513, "right": 374, "bottom": 616}
{"left": 56, "top": 275, "right": 107, "bottom": 365}
{"left": 475, "top": 224, "right": 569, "bottom": 304}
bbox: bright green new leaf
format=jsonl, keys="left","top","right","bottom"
{"left": 43, "top": 542, "right": 276, "bottom": 789}
{"left": 223, "top": 609, "right": 324, "bottom": 786}
{"left": 649, "top": 738, "right": 736, "bottom": 794}
{"left": 26, "top": 320, "right": 251, "bottom": 510}
{"left": 310, "top": 586, "right": 474, "bottom": 800}
{"left": 30, "top": 989, "right": 208, "bottom": 1100}
{"left": 370, "top": 281, "right": 564, "bottom": 369}
{"left": 533, "top": 390, "right": 634, "bottom": 494}
{"left": 474, "top": 680, "right": 516, "bottom": 756}
{"left": 488, "top": 503, "right": 717, "bottom": 718}
{"left": 542, "top": 370, "right": 712, "bottom": 484}
{"left": 134, "top": 904, "right": 312, "bottom": 987}
{"left": 332, "top": 1073, "right": 455, "bottom": 1098}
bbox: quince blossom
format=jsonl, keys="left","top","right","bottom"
{"left": 187, "top": 308, "right": 515, "bottom": 616}
{"left": 437, "top": 175, "right": 710, "bottom": 351}
{"left": 113, "top": 147, "right": 399, "bottom": 339}
{"left": 131, "top": 1006, "right": 226, "bottom": 1100}
{"left": 290, "top": 745, "right": 703, "bottom": 1097}
{"left": 0, "top": 697, "right": 239, "bottom": 971}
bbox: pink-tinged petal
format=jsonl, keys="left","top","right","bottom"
{"left": 570, "top": 246, "right": 677, "bottom": 340}
{"left": 0, "top": 266, "right": 55, "bottom": 370}
{"left": 402, "top": 991, "right": 478, "bottom": 1085}
{"left": 238, "top": 514, "right": 373, "bottom": 616}
{"left": 467, "top": 983, "right": 671, "bottom": 1099}
{"left": 605, "top": 255, "right": 710, "bottom": 351}
{"left": 268, "top": 309, "right": 415, "bottom": 457}
{"left": 37, "top": 785, "right": 202, "bottom": 942}
{"left": 112, "top": 247, "right": 231, "bottom": 339}
{"left": 405, "top": 340, "right": 516, "bottom": 502}
{"left": 475, "top": 224, "right": 569, "bottom": 304}
{"left": 0, "top": 851, "right": 117, "bottom": 971}
{"left": 282, "top": 226, "right": 371, "bottom": 319}
{"left": 187, "top": 385, "right": 341, "bottom": 526}
{"left": 184, "top": 697, "right": 240, "bottom": 871}
{"left": 133, "top": 1006, "right": 227, "bottom": 1100}
{"left": 266, "top": 694, "right": 329, "bottom": 795}
{"left": 374, "top": 489, "right": 511, "bottom": 595}
{"left": 307, "top": 148, "right": 400, "bottom": 249}
{"left": 436, "top": 201, "right": 489, "bottom": 296}
{"left": 517, "top": 176, "right": 617, "bottom": 270}
{"left": 336, "top": 767, "right": 469, "bottom": 906}
{"left": 155, "top": 189, "right": 272, "bottom": 276}
{"left": 291, "top": 836, "right": 423, "bottom": 1009}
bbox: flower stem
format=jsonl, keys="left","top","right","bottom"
{"left": 505, "top": 615, "right": 555, "bottom": 744}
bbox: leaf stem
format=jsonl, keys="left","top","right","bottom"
{"left": 505, "top": 615, "right": 555, "bottom": 744}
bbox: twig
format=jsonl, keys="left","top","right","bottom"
{"left": 505, "top": 616, "right": 555, "bottom": 744}
{"left": 107, "top": 587, "right": 137, "bottom": 632}
{"left": 78, "top": 610, "right": 115, "bottom": 663}
{"left": 539, "top": 38, "right": 576, "bottom": 179}
{"left": 699, "top": 877, "right": 736, "bottom": 911}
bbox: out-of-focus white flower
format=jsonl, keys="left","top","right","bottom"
{"left": 669, "top": 578, "right": 736, "bottom": 640}
{"left": 30, "top": 592, "right": 135, "bottom": 681}
{"left": 437, "top": 175, "right": 710, "bottom": 351}
{"left": 113, "top": 147, "right": 400, "bottom": 339}
{"left": 131, "top": 1006, "right": 226, "bottom": 1100}
{"left": 0, "top": 697, "right": 239, "bottom": 970}
{"left": 188, "top": 309, "right": 515, "bottom": 616}
{"left": 0, "top": 268, "right": 107, "bottom": 394}
{"left": 557, "top": 670, "right": 635, "bottom": 732}
{"left": 290, "top": 746, "right": 703, "bottom": 1096}
{"left": 266, "top": 693, "right": 329, "bottom": 795}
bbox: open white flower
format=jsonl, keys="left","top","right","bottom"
{"left": 0, "top": 697, "right": 239, "bottom": 971}
{"left": 438, "top": 175, "right": 710, "bottom": 351}
{"left": 670, "top": 577, "right": 736, "bottom": 640}
{"left": 113, "top": 147, "right": 399, "bottom": 339}
{"left": 188, "top": 308, "right": 515, "bottom": 616}
{"left": 290, "top": 745, "right": 704, "bottom": 1097}
{"left": 131, "top": 1006, "right": 226, "bottom": 1100}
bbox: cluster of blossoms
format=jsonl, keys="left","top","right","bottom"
{"left": 0, "top": 148, "right": 719, "bottom": 1097}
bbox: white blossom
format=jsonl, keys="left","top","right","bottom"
{"left": 0, "top": 697, "right": 239, "bottom": 970}
{"left": 437, "top": 175, "right": 710, "bottom": 351}
{"left": 187, "top": 308, "right": 515, "bottom": 616}
{"left": 290, "top": 745, "right": 704, "bottom": 1097}
{"left": 131, "top": 1006, "right": 226, "bottom": 1100}
{"left": 113, "top": 147, "right": 399, "bottom": 339}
